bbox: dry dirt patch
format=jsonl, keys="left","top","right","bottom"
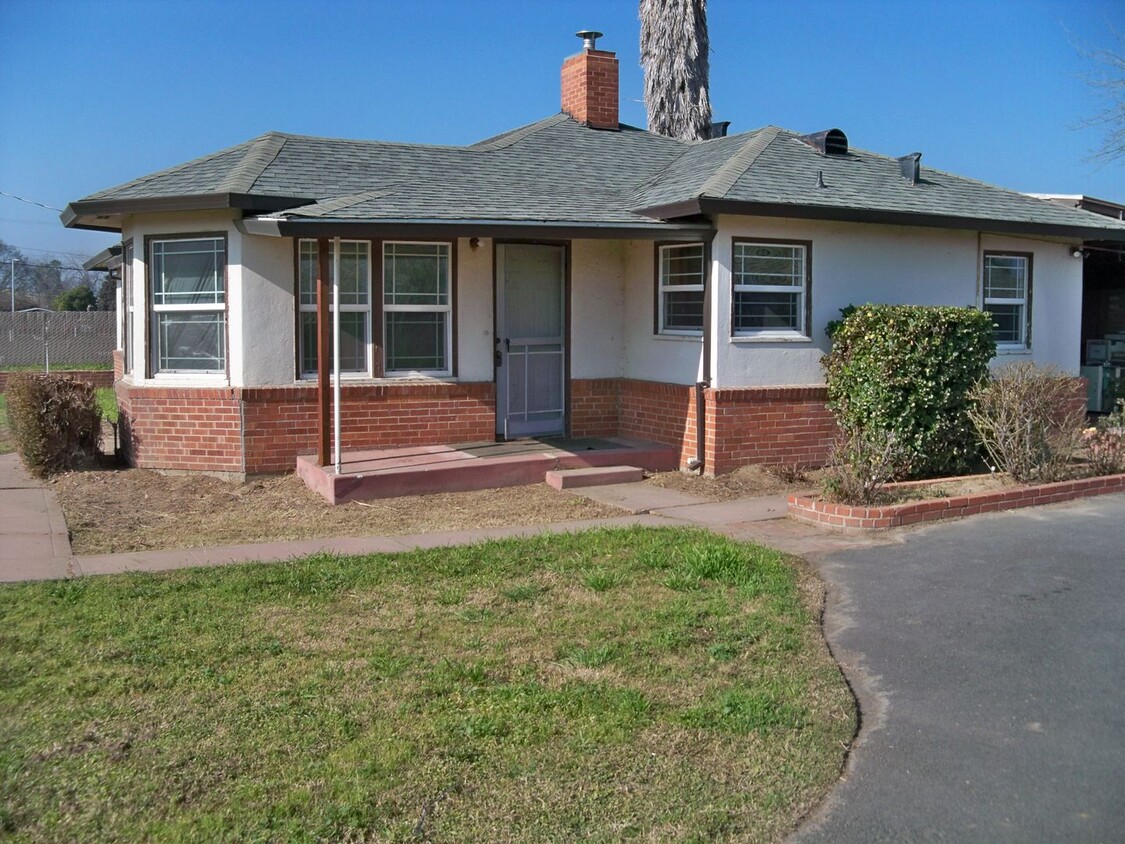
{"left": 645, "top": 463, "right": 825, "bottom": 500}
{"left": 53, "top": 469, "right": 627, "bottom": 555}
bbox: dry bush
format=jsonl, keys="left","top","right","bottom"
{"left": 821, "top": 427, "right": 912, "bottom": 506}
{"left": 1083, "top": 399, "right": 1125, "bottom": 476}
{"left": 5, "top": 372, "right": 101, "bottom": 477}
{"left": 968, "top": 362, "right": 1086, "bottom": 483}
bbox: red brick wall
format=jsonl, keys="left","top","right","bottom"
{"left": 561, "top": 49, "right": 619, "bottom": 129}
{"left": 112, "top": 350, "right": 124, "bottom": 383}
{"left": 114, "top": 381, "right": 496, "bottom": 475}
{"left": 242, "top": 382, "right": 495, "bottom": 473}
{"left": 124, "top": 387, "right": 244, "bottom": 473}
{"left": 707, "top": 386, "right": 836, "bottom": 474}
{"left": 619, "top": 379, "right": 698, "bottom": 467}
{"left": 570, "top": 378, "right": 621, "bottom": 438}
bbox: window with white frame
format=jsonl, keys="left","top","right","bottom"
{"left": 983, "top": 252, "right": 1031, "bottom": 347}
{"left": 657, "top": 243, "right": 706, "bottom": 334}
{"left": 732, "top": 240, "right": 809, "bottom": 336}
{"left": 297, "top": 240, "right": 372, "bottom": 377}
{"left": 149, "top": 236, "right": 226, "bottom": 373}
{"left": 383, "top": 242, "right": 451, "bottom": 375}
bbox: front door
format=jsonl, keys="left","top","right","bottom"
{"left": 496, "top": 243, "right": 566, "bottom": 438}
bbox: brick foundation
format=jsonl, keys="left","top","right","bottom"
{"left": 115, "top": 381, "right": 496, "bottom": 475}
{"left": 789, "top": 472, "right": 1125, "bottom": 532}
{"left": 706, "top": 386, "right": 836, "bottom": 474}
{"left": 572, "top": 378, "right": 836, "bottom": 475}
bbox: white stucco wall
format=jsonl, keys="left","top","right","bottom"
{"left": 569, "top": 240, "right": 626, "bottom": 380}
{"left": 456, "top": 237, "right": 495, "bottom": 382}
{"left": 238, "top": 232, "right": 296, "bottom": 386}
{"left": 619, "top": 240, "right": 706, "bottom": 385}
{"left": 709, "top": 215, "right": 1082, "bottom": 387}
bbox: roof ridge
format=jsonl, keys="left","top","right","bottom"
{"left": 699, "top": 127, "right": 781, "bottom": 199}
{"left": 469, "top": 113, "right": 571, "bottom": 150}
{"left": 216, "top": 132, "right": 288, "bottom": 194}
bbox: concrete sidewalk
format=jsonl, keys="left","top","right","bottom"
{"left": 0, "top": 454, "right": 882, "bottom": 583}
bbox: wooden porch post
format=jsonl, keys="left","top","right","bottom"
{"left": 315, "top": 238, "right": 331, "bottom": 466}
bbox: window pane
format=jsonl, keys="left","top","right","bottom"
{"left": 384, "top": 244, "right": 449, "bottom": 306}
{"left": 663, "top": 290, "right": 705, "bottom": 331}
{"left": 734, "top": 291, "right": 800, "bottom": 330}
{"left": 385, "top": 311, "right": 447, "bottom": 372}
{"left": 733, "top": 244, "right": 803, "bottom": 286}
{"left": 298, "top": 241, "right": 318, "bottom": 306}
{"left": 152, "top": 238, "right": 224, "bottom": 305}
{"left": 984, "top": 257, "right": 1026, "bottom": 299}
{"left": 300, "top": 311, "right": 368, "bottom": 374}
{"left": 661, "top": 244, "right": 705, "bottom": 283}
{"left": 987, "top": 304, "right": 1024, "bottom": 344}
{"left": 337, "top": 242, "right": 369, "bottom": 306}
{"left": 156, "top": 312, "right": 225, "bottom": 371}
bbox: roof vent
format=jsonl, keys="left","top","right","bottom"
{"left": 576, "top": 30, "right": 602, "bottom": 50}
{"left": 897, "top": 152, "right": 922, "bottom": 185}
{"left": 709, "top": 120, "right": 731, "bottom": 139}
{"left": 798, "top": 128, "right": 848, "bottom": 156}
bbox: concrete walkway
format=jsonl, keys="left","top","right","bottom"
{"left": 0, "top": 455, "right": 884, "bottom": 583}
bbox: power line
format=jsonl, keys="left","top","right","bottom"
{"left": 0, "top": 190, "right": 62, "bottom": 213}
{"left": 5, "top": 244, "right": 99, "bottom": 260}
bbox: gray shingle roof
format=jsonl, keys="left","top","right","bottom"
{"left": 66, "top": 115, "right": 1125, "bottom": 239}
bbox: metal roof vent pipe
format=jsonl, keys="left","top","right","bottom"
{"left": 709, "top": 120, "right": 731, "bottom": 139}
{"left": 898, "top": 152, "right": 922, "bottom": 185}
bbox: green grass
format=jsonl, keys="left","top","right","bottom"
{"left": 0, "top": 527, "right": 854, "bottom": 842}
{"left": 95, "top": 386, "right": 118, "bottom": 424}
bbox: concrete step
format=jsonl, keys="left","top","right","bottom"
{"left": 546, "top": 465, "right": 644, "bottom": 490}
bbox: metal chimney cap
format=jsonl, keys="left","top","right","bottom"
{"left": 576, "top": 30, "right": 603, "bottom": 50}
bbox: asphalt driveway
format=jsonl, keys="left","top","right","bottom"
{"left": 793, "top": 493, "right": 1125, "bottom": 843}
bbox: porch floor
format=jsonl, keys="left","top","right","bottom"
{"left": 296, "top": 437, "right": 680, "bottom": 504}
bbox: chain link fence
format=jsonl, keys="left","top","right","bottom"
{"left": 0, "top": 311, "right": 115, "bottom": 369}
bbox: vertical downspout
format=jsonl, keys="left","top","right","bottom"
{"left": 688, "top": 234, "right": 716, "bottom": 473}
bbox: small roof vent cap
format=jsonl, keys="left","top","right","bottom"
{"left": 897, "top": 152, "right": 922, "bottom": 185}
{"left": 798, "top": 128, "right": 848, "bottom": 156}
{"left": 576, "top": 30, "right": 603, "bottom": 50}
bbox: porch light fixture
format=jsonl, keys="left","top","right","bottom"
{"left": 1070, "top": 247, "right": 1085, "bottom": 259}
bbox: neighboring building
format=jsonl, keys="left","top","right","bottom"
{"left": 62, "top": 34, "right": 1125, "bottom": 478}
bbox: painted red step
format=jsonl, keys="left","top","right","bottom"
{"left": 545, "top": 465, "right": 644, "bottom": 490}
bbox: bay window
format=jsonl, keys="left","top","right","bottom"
{"left": 149, "top": 235, "right": 226, "bottom": 374}
{"left": 297, "top": 240, "right": 372, "bottom": 376}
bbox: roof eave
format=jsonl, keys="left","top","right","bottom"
{"left": 83, "top": 244, "right": 123, "bottom": 271}
{"left": 60, "top": 192, "right": 316, "bottom": 231}
{"left": 241, "top": 217, "right": 716, "bottom": 241}
{"left": 661, "top": 198, "right": 1125, "bottom": 241}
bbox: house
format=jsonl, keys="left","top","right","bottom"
{"left": 63, "top": 32, "right": 1125, "bottom": 481}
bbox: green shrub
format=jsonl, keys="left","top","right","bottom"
{"left": 822, "top": 304, "right": 996, "bottom": 477}
{"left": 967, "top": 362, "right": 1086, "bottom": 483}
{"left": 5, "top": 372, "right": 101, "bottom": 477}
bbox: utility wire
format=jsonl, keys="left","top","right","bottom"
{"left": 0, "top": 190, "right": 62, "bottom": 213}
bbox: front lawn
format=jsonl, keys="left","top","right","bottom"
{"left": 0, "top": 527, "right": 854, "bottom": 842}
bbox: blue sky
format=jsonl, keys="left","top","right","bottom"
{"left": 1, "top": 0, "right": 1122, "bottom": 265}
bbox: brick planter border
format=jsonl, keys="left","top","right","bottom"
{"left": 788, "top": 472, "right": 1125, "bottom": 532}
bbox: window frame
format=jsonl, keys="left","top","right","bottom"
{"left": 296, "top": 238, "right": 374, "bottom": 379}
{"left": 145, "top": 233, "right": 228, "bottom": 377}
{"left": 982, "top": 250, "right": 1033, "bottom": 349}
{"left": 654, "top": 241, "right": 708, "bottom": 337}
{"left": 731, "top": 237, "right": 812, "bottom": 339}
{"left": 122, "top": 239, "right": 134, "bottom": 376}
{"left": 382, "top": 240, "right": 454, "bottom": 377}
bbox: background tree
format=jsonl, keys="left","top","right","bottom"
{"left": 53, "top": 284, "right": 96, "bottom": 312}
{"left": 96, "top": 275, "right": 116, "bottom": 311}
{"left": 1078, "top": 35, "right": 1124, "bottom": 163}
{"left": 639, "top": 0, "right": 712, "bottom": 141}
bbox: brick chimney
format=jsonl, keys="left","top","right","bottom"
{"left": 561, "top": 30, "right": 619, "bottom": 130}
